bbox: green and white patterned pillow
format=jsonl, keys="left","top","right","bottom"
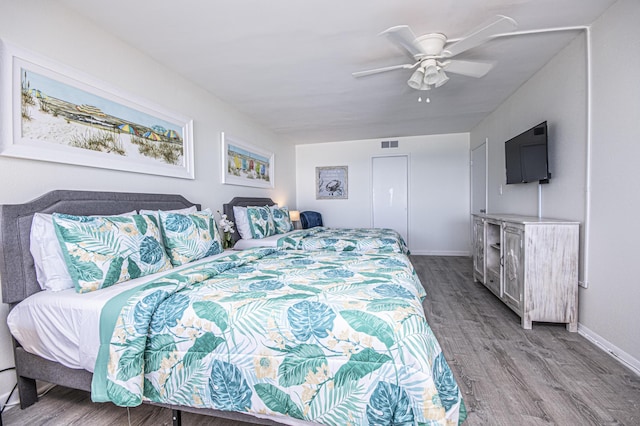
{"left": 270, "top": 205, "right": 294, "bottom": 234}
{"left": 159, "top": 210, "right": 223, "bottom": 266}
{"left": 52, "top": 213, "right": 172, "bottom": 294}
{"left": 246, "top": 206, "right": 276, "bottom": 239}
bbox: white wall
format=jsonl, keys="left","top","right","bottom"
{"left": 471, "top": 32, "right": 588, "bottom": 279}
{"left": 470, "top": 35, "right": 587, "bottom": 222}
{"left": 471, "top": 0, "right": 640, "bottom": 370}
{"left": 584, "top": 0, "right": 640, "bottom": 370}
{"left": 296, "top": 134, "right": 470, "bottom": 255}
{"left": 0, "top": 0, "right": 295, "bottom": 405}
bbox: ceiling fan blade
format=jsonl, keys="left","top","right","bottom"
{"left": 352, "top": 63, "right": 416, "bottom": 78}
{"left": 380, "top": 25, "right": 423, "bottom": 59}
{"left": 444, "top": 59, "right": 494, "bottom": 78}
{"left": 444, "top": 15, "right": 517, "bottom": 57}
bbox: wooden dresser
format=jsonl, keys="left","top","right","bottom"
{"left": 472, "top": 214, "right": 579, "bottom": 331}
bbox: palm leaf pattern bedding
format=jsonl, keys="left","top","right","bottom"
{"left": 92, "top": 248, "right": 465, "bottom": 425}
{"left": 277, "top": 227, "right": 410, "bottom": 255}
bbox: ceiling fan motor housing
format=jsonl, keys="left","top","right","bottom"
{"left": 414, "top": 33, "right": 447, "bottom": 57}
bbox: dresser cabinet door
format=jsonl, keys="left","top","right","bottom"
{"left": 502, "top": 225, "right": 524, "bottom": 312}
{"left": 472, "top": 217, "right": 485, "bottom": 282}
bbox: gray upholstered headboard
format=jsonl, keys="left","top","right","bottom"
{"left": 0, "top": 190, "right": 200, "bottom": 305}
{"left": 222, "top": 197, "right": 275, "bottom": 243}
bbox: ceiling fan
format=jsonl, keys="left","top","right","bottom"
{"left": 353, "top": 15, "right": 518, "bottom": 90}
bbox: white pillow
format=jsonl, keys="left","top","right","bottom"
{"left": 233, "top": 206, "right": 253, "bottom": 240}
{"left": 139, "top": 205, "right": 197, "bottom": 221}
{"left": 30, "top": 210, "right": 136, "bottom": 291}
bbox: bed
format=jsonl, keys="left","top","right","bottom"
{"left": 2, "top": 190, "right": 465, "bottom": 425}
{"left": 223, "top": 198, "right": 409, "bottom": 255}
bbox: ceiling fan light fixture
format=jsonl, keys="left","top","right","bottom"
{"left": 434, "top": 70, "right": 449, "bottom": 88}
{"left": 423, "top": 59, "right": 439, "bottom": 85}
{"left": 407, "top": 68, "right": 425, "bottom": 90}
{"left": 424, "top": 72, "right": 439, "bottom": 86}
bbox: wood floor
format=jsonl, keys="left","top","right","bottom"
{"left": 3, "top": 256, "right": 639, "bottom": 425}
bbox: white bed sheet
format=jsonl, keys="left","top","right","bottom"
{"left": 7, "top": 252, "right": 230, "bottom": 372}
{"left": 232, "top": 230, "right": 299, "bottom": 250}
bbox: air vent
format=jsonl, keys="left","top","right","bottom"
{"left": 381, "top": 140, "right": 399, "bottom": 149}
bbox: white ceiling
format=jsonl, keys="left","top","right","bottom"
{"left": 57, "top": 0, "right": 615, "bottom": 144}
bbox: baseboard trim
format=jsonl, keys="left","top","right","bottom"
{"left": 409, "top": 250, "right": 471, "bottom": 256}
{"left": 0, "top": 383, "right": 19, "bottom": 414}
{"left": 0, "top": 380, "right": 56, "bottom": 414}
{"left": 578, "top": 323, "right": 640, "bottom": 376}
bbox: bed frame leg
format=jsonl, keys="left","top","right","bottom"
{"left": 17, "top": 376, "right": 38, "bottom": 409}
{"left": 172, "top": 409, "right": 182, "bottom": 426}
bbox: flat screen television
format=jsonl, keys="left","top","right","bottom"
{"left": 505, "top": 121, "right": 550, "bottom": 184}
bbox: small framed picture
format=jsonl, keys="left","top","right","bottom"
{"left": 316, "top": 166, "right": 348, "bottom": 199}
{"left": 221, "top": 132, "right": 274, "bottom": 188}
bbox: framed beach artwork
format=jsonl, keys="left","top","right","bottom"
{"left": 316, "top": 166, "right": 348, "bottom": 199}
{"left": 221, "top": 132, "right": 274, "bottom": 188}
{"left": 0, "top": 40, "right": 194, "bottom": 179}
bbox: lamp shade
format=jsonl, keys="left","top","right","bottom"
{"left": 407, "top": 68, "right": 425, "bottom": 90}
{"left": 289, "top": 210, "right": 300, "bottom": 222}
{"left": 434, "top": 70, "right": 449, "bottom": 87}
{"left": 423, "top": 59, "right": 439, "bottom": 85}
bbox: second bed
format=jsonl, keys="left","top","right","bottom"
{"left": 223, "top": 197, "right": 409, "bottom": 254}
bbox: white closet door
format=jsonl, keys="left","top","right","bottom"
{"left": 372, "top": 155, "right": 408, "bottom": 243}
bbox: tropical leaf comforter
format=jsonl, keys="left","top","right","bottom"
{"left": 277, "top": 227, "right": 410, "bottom": 255}
{"left": 92, "top": 248, "right": 465, "bottom": 425}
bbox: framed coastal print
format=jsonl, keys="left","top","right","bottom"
{"left": 0, "top": 40, "right": 194, "bottom": 179}
{"left": 221, "top": 132, "right": 274, "bottom": 188}
{"left": 316, "top": 166, "right": 348, "bottom": 199}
